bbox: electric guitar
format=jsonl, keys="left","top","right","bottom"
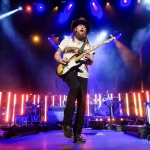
{"left": 56, "top": 34, "right": 116, "bottom": 77}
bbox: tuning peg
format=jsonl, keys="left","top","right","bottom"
{"left": 110, "top": 34, "right": 116, "bottom": 39}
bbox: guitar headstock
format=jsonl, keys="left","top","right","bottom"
{"left": 103, "top": 34, "right": 116, "bottom": 44}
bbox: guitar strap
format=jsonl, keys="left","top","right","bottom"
{"left": 75, "top": 39, "right": 87, "bottom": 73}
{"left": 78, "top": 39, "right": 87, "bottom": 56}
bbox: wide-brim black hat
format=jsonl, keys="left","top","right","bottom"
{"left": 71, "top": 17, "right": 92, "bottom": 34}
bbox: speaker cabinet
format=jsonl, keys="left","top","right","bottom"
{"left": 90, "top": 121, "right": 105, "bottom": 129}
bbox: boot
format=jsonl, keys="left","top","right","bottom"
{"left": 62, "top": 125, "right": 73, "bottom": 138}
{"left": 74, "top": 134, "right": 86, "bottom": 143}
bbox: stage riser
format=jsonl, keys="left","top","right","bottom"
{"left": 0, "top": 126, "right": 39, "bottom": 138}
{"left": 90, "top": 121, "right": 106, "bottom": 129}
{"left": 111, "top": 124, "right": 122, "bottom": 132}
{"left": 47, "top": 106, "right": 76, "bottom": 128}
{"left": 122, "top": 125, "right": 150, "bottom": 138}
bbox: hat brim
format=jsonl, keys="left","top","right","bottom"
{"left": 71, "top": 20, "right": 92, "bottom": 34}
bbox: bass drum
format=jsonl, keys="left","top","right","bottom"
{"left": 99, "top": 104, "right": 110, "bottom": 116}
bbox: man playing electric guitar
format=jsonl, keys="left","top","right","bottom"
{"left": 54, "top": 16, "right": 115, "bottom": 143}
{"left": 54, "top": 17, "right": 94, "bottom": 143}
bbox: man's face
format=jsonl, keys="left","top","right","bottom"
{"left": 74, "top": 24, "right": 87, "bottom": 40}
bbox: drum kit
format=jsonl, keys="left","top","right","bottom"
{"left": 89, "top": 92, "right": 124, "bottom": 117}
{"left": 15, "top": 99, "right": 44, "bottom": 125}
{"left": 24, "top": 102, "right": 41, "bottom": 123}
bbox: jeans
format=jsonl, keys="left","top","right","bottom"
{"left": 63, "top": 71, "right": 88, "bottom": 134}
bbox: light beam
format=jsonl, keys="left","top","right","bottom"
{"left": 0, "top": 8, "right": 22, "bottom": 20}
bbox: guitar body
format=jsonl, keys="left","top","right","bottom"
{"left": 56, "top": 54, "right": 80, "bottom": 77}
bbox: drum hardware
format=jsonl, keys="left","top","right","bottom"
{"left": 62, "top": 99, "right": 67, "bottom": 106}
{"left": 89, "top": 98, "right": 101, "bottom": 116}
{"left": 89, "top": 104, "right": 99, "bottom": 116}
{"left": 17, "top": 102, "right": 43, "bottom": 124}
{"left": 98, "top": 104, "right": 110, "bottom": 116}
{"left": 91, "top": 91, "right": 124, "bottom": 117}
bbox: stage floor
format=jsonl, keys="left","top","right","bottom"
{"left": 0, "top": 129, "right": 150, "bottom": 150}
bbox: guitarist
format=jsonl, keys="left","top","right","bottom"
{"left": 54, "top": 17, "right": 94, "bottom": 143}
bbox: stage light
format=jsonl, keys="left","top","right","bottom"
{"left": 120, "top": 0, "right": 131, "bottom": 7}
{"left": 138, "top": 93, "right": 142, "bottom": 117}
{"left": 125, "top": 93, "right": 130, "bottom": 116}
{"left": 92, "top": 2, "right": 99, "bottom": 12}
{"left": 21, "top": 95, "right": 24, "bottom": 115}
{"left": 12, "top": 94, "right": 16, "bottom": 123}
{"left": 58, "top": 2, "right": 74, "bottom": 24}
{"left": 36, "top": 3, "right": 45, "bottom": 12}
{"left": 133, "top": 93, "right": 138, "bottom": 116}
{"left": 93, "top": 31, "right": 108, "bottom": 45}
{"left": 48, "top": 37, "right": 58, "bottom": 50}
{"left": 100, "top": 31, "right": 107, "bottom": 38}
{"left": 26, "top": 5, "right": 32, "bottom": 13}
{"left": 32, "top": 35, "right": 40, "bottom": 43}
{"left": 27, "top": 7, "right": 31, "bottom": 10}
{"left": 92, "top": 2, "right": 95, "bottom": 5}
{"left": 18, "top": 7, "right": 22, "bottom": 10}
{"left": 0, "top": 8, "right": 22, "bottom": 20}
{"left": 37, "top": 95, "right": 40, "bottom": 104}
{"left": 53, "top": 6, "right": 58, "bottom": 12}
{"left": 86, "top": 94, "right": 90, "bottom": 116}
{"left": 44, "top": 96, "right": 47, "bottom": 122}
{"left": 33, "top": 95, "right": 36, "bottom": 104}
{"left": 115, "top": 33, "right": 122, "bottom": 40}
{"left": 142, "top": 0, "right": 150, "bottom": 11}
{"left": 52, "top": 95, "right": 54, "bottom": 106}
{"left": 137, "top": 0, "right": 141, "bottom": 3}
{"left": 118, "top": 93, "right": 121, "bottom": 101}
{"left": 26, "top": 95, "right": 28, "bottom": 101}
{"left": 59, "top": 95, "right": 62, "bottom": 106}
{"left": 146, "top": 91, "right": 150, "bottom": 102}
{"left": 34, "top": 37, "right": 39, "bottom": 41}
{"left": 106, "top": 2, "right": 110, "bottom": 6}
{"left": 64, "top": 35, "right": 72, "bottom": 39}
{"left": 0, "top": 92, "right": 2, "bottom": 108}
{"left": 67, "top": 3, "right": 73, "bottom": 11}
{"left": 64, "top": 35, "right": 68, "bottom": 38}
{"left": 6, "top": 92, "right": 11, "bottom": 122}
{"left": 98, "top": 94, "right": 102, "bottom": 106}
{"left": 90, "top": 0, "right": 103, "bottom": 18}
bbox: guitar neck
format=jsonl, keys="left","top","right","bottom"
{"left": 75, "top": 35, "right": 115, "bottom": 62}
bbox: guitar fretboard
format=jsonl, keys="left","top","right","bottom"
{"left": 75, "top": 35, "right": 115, "bottom": 62}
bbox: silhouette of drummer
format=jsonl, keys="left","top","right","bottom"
{"left": 24, "top": 95, "right": 34, "bottom": 123}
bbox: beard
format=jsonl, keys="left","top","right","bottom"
{"left": 74, "top": 30, "right": 87, "bottom": 41}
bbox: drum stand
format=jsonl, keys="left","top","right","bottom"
{"left": 109, "top": 104, "right": 114, "bottom": 122}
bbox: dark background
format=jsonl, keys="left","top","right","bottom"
{"left": 0, "top": 0, "right": 150, "bottom": 95}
